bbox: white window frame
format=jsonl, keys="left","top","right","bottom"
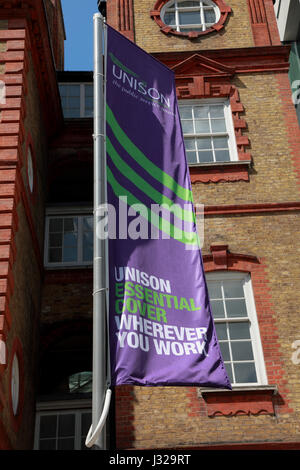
{"left": 206, "top": 271, "right": 268, "bottom": 387}
{"left": 34, "top": 400, "right": 92, "bottom": 451}
{"left": 273, "top": 0, "right": 282, "bottom": 18}
{"left": 44, "top": 207, "right": 93, "bottom": 268}
{"left": 58, "top": 82, "right": 93, "bottom": 118}
{"left": 179, "top": 98, "right": 239, "bottom": 165}
{"left": 161, "top": 0, "right": 220, "bottom": 33}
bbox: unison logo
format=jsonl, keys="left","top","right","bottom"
{"left": 110, "top": 52, "right": 171, "bottom": 109}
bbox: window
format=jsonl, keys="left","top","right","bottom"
{"left": 35, "top": 408, "right": 92, "bottom": 450}
{"left": 289, "top": 42, "right": 300, "bottom": 126}
{"left": 69, "top": 372, "right": 92, "bottom": 394}
{"left": 151, "top": 0, "right": 231, "bottom": 39}
{"left": 59, "top": 83, "right": 93, "bottom": 118}
{"left": 161, "top": 0, "right": 220, "bottom": 33}
{"left": 206, "top": 271, "right": 267, "bottom": 386}
{"left": 11, "top": 354, "right": 20, "bottom": 416}
{"left": 27, "top": 147, "right": 34, "bottom": 193}
{"left": 45, "top": 213, "right": 93, "bottom": 267}
{"left": 179, "top": 99, "right": 238, "bottom": 164}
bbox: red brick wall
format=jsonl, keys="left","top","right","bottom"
{"left": 115, "top": 386, "right": 135, "bottom": 449}
{"left": 0, "top": 8, "right": 60, "bottom": 448}
{"left": 107, "top": 0, "right": 135, "bottom": 41}
{"left": 0, "top": 22, "right": 26, "bottom": 448}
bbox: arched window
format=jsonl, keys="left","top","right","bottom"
{"left": 35, "top": 325, "right": 93, "bottom": 450}
{"left": 69, "top": 371, "right": 92, "bottom": 394}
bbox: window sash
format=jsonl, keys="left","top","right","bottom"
{"left": 35, "top": 409, "right": 92, "bottom": 450}
{"left": 45, "top": 215, "right": 93, "bottom": 267}
{"left": 59, "top": 83, "right": 93, "bottom": 118}
{"left": 215, "top": 319, "right": 257, "bottom": 385}
{"left": 179, "top": 99, "right": 238, "bottom": 165}
{"left": 206, "top": 272, "right": 268, "bottom": 387}
{"left": 162, "top": 0, "right": 220, "bottom": 32}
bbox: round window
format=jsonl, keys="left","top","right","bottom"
{"left": 11, "top": 354, "right": 20, "bottom": 416}
{"left": 161, "top": 0, "right": 220, "bottom": 33}
{"left": 27, "top": 147, "right": 34, "bottom": 193}
{"left": 68, "top": 371, "right": 92, "bottom": 394}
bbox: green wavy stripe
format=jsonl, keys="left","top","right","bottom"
{"left": 106, "top": 104, "right": 193, "bottom": 204}
{"left": 107, "top": 166, "right": 199, "bottom": 247}
{"left": 106, "top": 137, "right": 195, "bottom": 224}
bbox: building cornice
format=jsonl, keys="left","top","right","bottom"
{"left": 200, "top": 201, "right": 300, "bottom": 216}
{"left": 152, "top": 45, "right": 291, "bottom": 75}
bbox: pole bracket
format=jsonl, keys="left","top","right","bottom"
{"left": 93, "top": 287, "right": 109, "bottom": 296}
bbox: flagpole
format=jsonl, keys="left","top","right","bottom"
{"left": 85, "top": 4, "right": 111, "bottom": 450}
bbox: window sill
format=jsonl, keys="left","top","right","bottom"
{"left": 198, "top": 385, "right": 278, "bottom": 417}
{"left": 199, "top": 384, "right": 278, "bottom": 394}
{"left": 63, "top": 117, "right": 93, "bottom": 121}
{"left": 189, "top": 160, "right": 251, "bottom": 168}
{"left": 44, "top": 265, "right": 93, "bottom": 270}
{"left": 189, "top": 161, "right": 251, "bottom": 183}
{"left": 36, "top": 397, "right": 92, "bottom": 410}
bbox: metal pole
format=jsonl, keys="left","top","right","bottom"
{"left": 92, "top": 11, "right": 108, "bottom": 450}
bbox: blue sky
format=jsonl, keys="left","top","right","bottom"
{"left": 61, "top": 0, "right": 99, "bottom": 71}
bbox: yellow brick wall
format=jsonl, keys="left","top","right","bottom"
{"left": 132, "top": 389, "right": 296, "bottom": 449}
{"left": 125, "top": 211, "right": 300, "bottom": 449}
{"left": 191, "top": 72, "right": 300, "bottom": 207}
{"left": 113, "top": 2, "right": 300, "bottom": 450}
{"left": 133, "top": 0, "right": 254, "bottom": 53}
{"left": 132, "top": 386, "right": 298, "bottom": 448}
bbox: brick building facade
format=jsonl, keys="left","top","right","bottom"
{"left": 0, "top": 0, "right": 300, "bottom": 450}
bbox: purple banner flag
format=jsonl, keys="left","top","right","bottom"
{"left": 106, "top": 25, "right": 231, "bottom": 389}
